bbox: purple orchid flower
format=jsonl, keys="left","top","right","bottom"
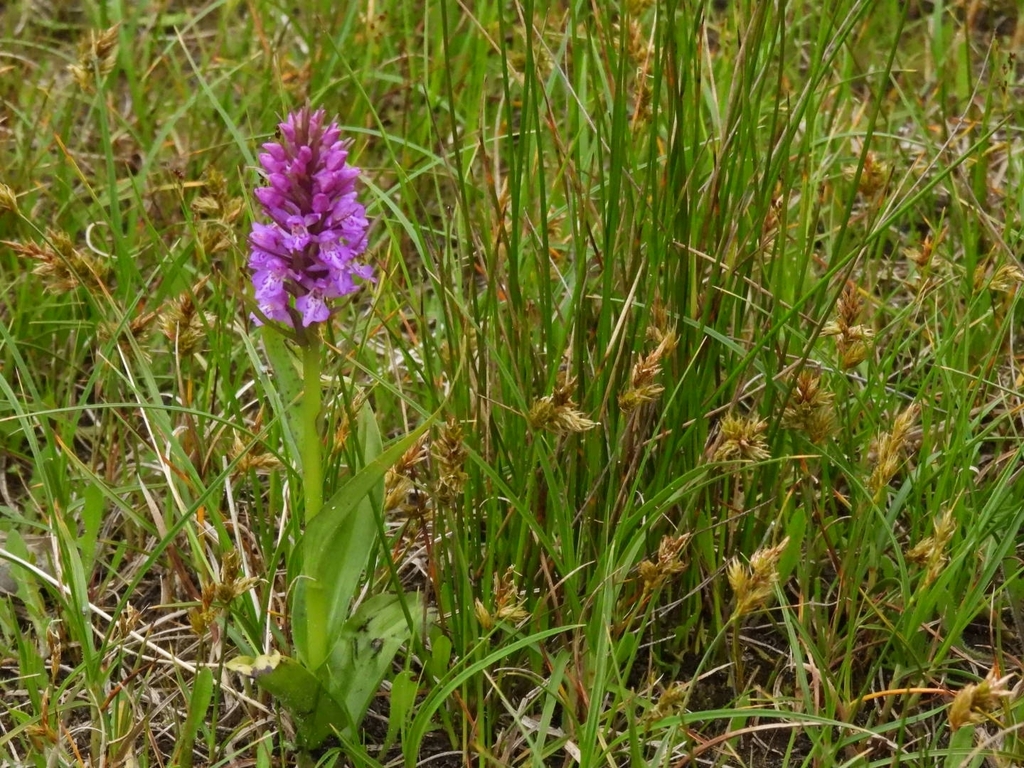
{"left": 248, "top": 107, "right": 371, "bottom": 328}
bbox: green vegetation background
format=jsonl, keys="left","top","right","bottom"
{"left": 1, "top": 0, "right": 1024, "bottom": 765}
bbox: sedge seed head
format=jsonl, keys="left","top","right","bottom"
{"left": 6, "top": 230, "right": 111, "bottom": 294}
{"left": 989, "top": 264, "right": 1024, "bottom": 293}
{"left": 783, "top": 370, "right": 836, "bottom": 443}
{"left": 229, "top": 435, "right": 281, "bottom": 475}
{"left": 157, "top": 290, "right": 214, "bottom": 356}
{"left": 68, "top": 24, "right": 120, "bottom": 91}
{"left": 529, "top": 377, "right": 598, "bottom": 435}
{"left": 948, "top": 668, "right": 1015, "bottom": 731}
{"left": 711, "top": 414, "right": 770, "bottom": 463}
{"left": 868, "top": 403, "right": 920, "bottom": 499}
{"left": 0, "top": 183, "right": 18, "bottom": 213}
{"left": 639, "top": 533, "right": 691, "bottom": 594}
{"left": 907, "top": 507, "right": 956, "bottom": 585}
{"left": 729, "top": 537, "right": 789, "bottom": 620}
{"left": 433, "top": 418, "right": 468, "bottom": 505}
{"left": 477, "top": 567, "right": 529, "bottom": 630}
{"left": 824, "top": 284, "right": 874, "bottom": 369}
{"left": 845, "top": 151, "right": 889, "bottom": 198}
{"left": 620, "top": 329, "right": 677, "bottom": 413}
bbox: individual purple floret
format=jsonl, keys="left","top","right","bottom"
{"left": 248, "top": 107, "right": 371, "bottom": 328}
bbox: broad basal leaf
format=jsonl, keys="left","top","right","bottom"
{"left": 295, "top": 409, "right": 435, "bottom": 669}
{"left": 322, "top": 592, "right": 426, "bottom": 732}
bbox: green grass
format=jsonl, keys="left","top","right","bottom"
{"left": 2, "top": 0, "right": 1024, "bottom": 765}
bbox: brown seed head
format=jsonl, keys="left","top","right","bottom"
{"left": 822, "top": 284, "right": 874, "bottom": 369}
{"left": 6, "top": 230, "right": 111, "bottom": 294}
{"left": 948, "top": 668, "right": 1015, "bottom": 731}
{"left": 639, "top": 533, "right": 691, "bottom": 595}
{"left": 650, "top": 681, "right": 689, "bottom": 719}
{"left": 0, "top": 183, "right": 18, "bottom": 213}
{"left": 112, "top": 603, "right": 142, "bottom": 641}
{"left": 868, "top": 403, "right": 920, "bottom": 499}
{"left": 783, "top": 370, "right": 836, "bottom": 443}
{"left": 620, "top": 328, "right": 678, "bottom": 413}
{"left": 478, "top": 567, "right": 529, "bottom": 629}
{"left": 529, "top": 377, "right": 598, "bottom": 435}
{"left": 904, "top": 226, "right": 945, "bottom": 269}
{"left": 229, "top": 435, "right": 281, "bottom": 475}
{"left": 384, "top": 434, "right": 430, "bottom": 520}
{"left": 46, "top": 621, "right": 63, "bottom": 682}
{"left": 68, "top": 24, "right": 120, "bottom": 91}
{"left": 846, "top": 151, "right": 890, "bottom": 198}
{"left": 474, "top": 598, "right": 494, "bottom": 630}
{"left": 989, "top": 264, "right": 1024, "bottom": 293}
{"left": 429, "top": 419, "right": 468, "bottom": 507}
{"left": 729, "top": 537, "right": 789, "bottom": 620}
{"left": 157, "top": 289, "right": 214, "bottom": 356}
{"left": 906, "top": 507, "right": 956, "bottom": 585}
{"left": 213, "top": 549, "right": 259, "bottom": 605}
{"left": 711, "top": 414, "right": 770, "bottom": 463}
{"left": 189, "top": 606, "right": 217, "bottom": 637}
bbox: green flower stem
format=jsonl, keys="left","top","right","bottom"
{"left": 300, "top": 340, "right": 324, "bottom": 524}
{"left": 300, "top": 338, "right": 327, "bottom": 669}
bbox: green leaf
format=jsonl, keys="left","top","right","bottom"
{"left": 944, "top": 723, "right": 983, "bottom": 768}
{"left": 425, "top": 629, "right": 452, "bottom": 682}
{"left": 357, "top": 394, "right": 384, "bottom": 504}
{"left": 404, "top": 626, "right": 578, "bottom": 766}
{"left": 226, "top": 652, "right": 350, "bottom": 750}
{"left": 322, "top": 593, "right": 425, "bottom": 733}
{"left": 52, "top": 513, "right": 96, "bottom": 670}
{"left": 291, "top": 491, "right": 377, "bottom": 670}
{"left": 174, "top": 667, "right": 214, "bottom": 768}
{"left": 780, "top": 505, "right": 806, "bottom": 580}
{"left": 79, "top": 483, "right": 104, "bottom": 574}
{"left": 259, "top": 326, "right": 305, "bottom": 460}
{"left": 294, "top": 410, "right": 436, "bottom": 668}
{"left": 383, "top": 669, "right": 418, "bottom": 753}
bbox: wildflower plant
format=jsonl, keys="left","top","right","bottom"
{"left": 227, "top": 107, "right": 428, "bottom": 752}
